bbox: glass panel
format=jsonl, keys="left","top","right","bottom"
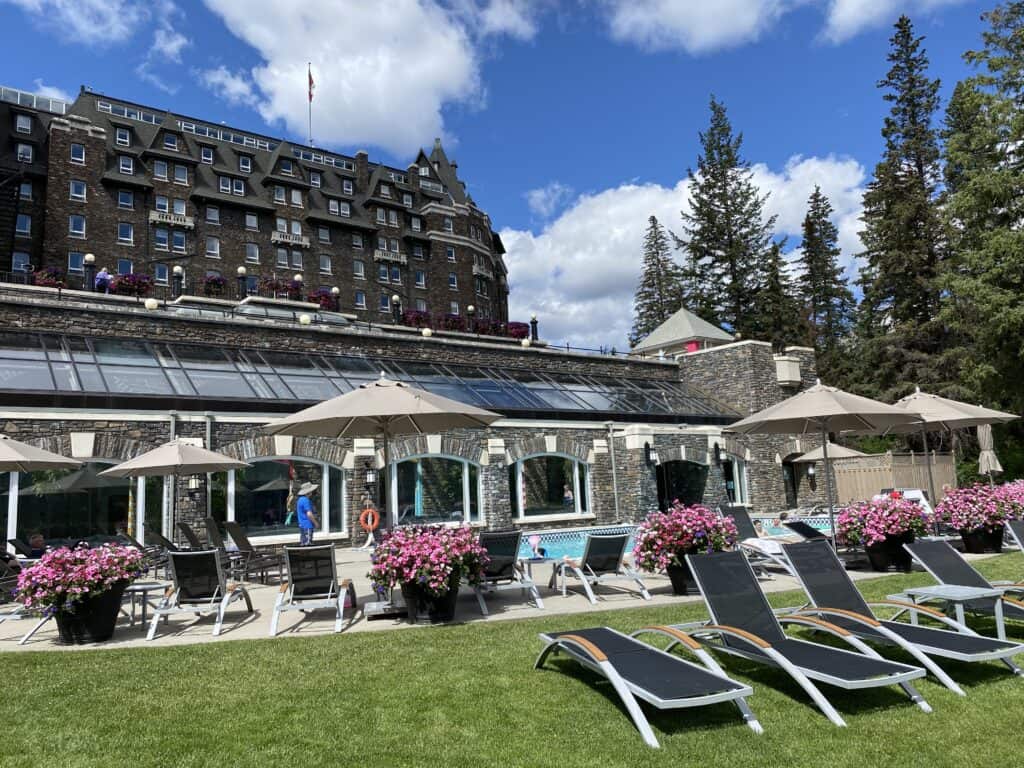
{"left": 0, "top": 360, "right": 54, "bottom": 390}
{"left": 233, "top": 459, "right": 321, "bottom": 537}
{"left": 520, "top": 456, "right": 579, "bottom": 517}
{"left": 184, "top": 369, "right": 255, "bottom": 398}
{"left": 50, "top": 363, "right": 79, "bottom": 391}
{"left": 281, "top": 376, "right": 340, "bottom": 401}
{"left": 468, "top": 463, "right": 480, "bottom": 522}
{"left": 164, "top": 368, "right": 197, "bottom": 396}
{"left": 100, "top": 366, "right": 173, "bottom": 395}
{"left": 16, "top": 462, "right": 130, "bottom": 544}
{"left": 0, "top": 332, "right": 45, "bottom": 359}
{"left": 329, "top": 466, "right": 345, "bottom": 533}
{"left": 656, "top": 461, "right": 708, "bottom": 510}
{"left": 395, "top": 457, "right": 468, "bottom": 525}
{"left": 173, "top": 345, "right": 235, "bottom": 370}
{"left": 75, "top": 364, "right": 105, "bottom": 391}
{"left": 90, "top": 339, "right": 158, "bottom": 366}
{"left": 144, "top": 476, "right": 164, "bottom": 541}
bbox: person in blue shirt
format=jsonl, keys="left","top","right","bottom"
{"left": 296, "top": 482, "right": 320, "bottom": 545}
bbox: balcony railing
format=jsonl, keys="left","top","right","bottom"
{"left": 373, "top": 250, "right": 408, "bottom": 265}
{"left": 270, "top": 231, "right": 310, "bottom": 248}
{"left": 148, "top": 210, "right": 195, "bottom": 229}
{"left": 472, "top": 264, "right": 493, "bottom": 280}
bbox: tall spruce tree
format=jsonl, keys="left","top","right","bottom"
{"left": 855, "top": 15, "right": 946, "bottom": 399}
{"left": 629, "top": 216, "right": 684, "bottom": 346}
{"left": 751, "top": 241, "right": 802, "bottom": 350}
{"left": 679, "top": 97, "right": 776, "bottom": 336}
{"left": 796, "top": 186, "right": 855, "bottom": 375}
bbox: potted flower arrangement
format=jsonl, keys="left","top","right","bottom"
{"left": 835, "top": 496, "right": 932, "bottom": 571}
{"left": 110, "top": 272, "right": 154, "bottom": 297}
{"left": 14, "top": 544, "right": 145, "bottom": 644}
{"left": 937, "top": 484, "right": 1014, "bottom": 553}
{"left": 201, "top": 273, "right": 227, "bottom": 297}
{"left": 632, "top": 502, "right": 739, "bottom": 594}
{"left": 32, "top": 266, "right": 66, "bottom": 289}
{"left": 369, "top": 525, "right": 488, "bottom": 624}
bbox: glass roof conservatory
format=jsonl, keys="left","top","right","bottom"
{"left": 0, "top": 331, "right": 737, "bottom": 423}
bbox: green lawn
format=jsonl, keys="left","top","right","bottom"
{"left": 5, "top": 553, "right": 1024, "bottom": 768}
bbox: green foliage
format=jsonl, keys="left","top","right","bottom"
{"left": 750, "top": 240, "right": 802, "bottom": 350}
{"left": 629, "top": 216, "right": 684, "bottom": 346}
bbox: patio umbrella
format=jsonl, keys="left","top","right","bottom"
{"left": 726, "top": 382, "right": 923, "bottom": 548}
{"left": 977, "top": 424, "right": 1004, "bottom": 484}
{"left": 791, "top": 443, "right": 867, "bottom": 463}
{"left": 0, "top": 436, "right": 81, "bottom": 473}
{"left": 18, "top": 464, "right": 127, "bottom": 496}
{"left": 264, "top": 375, "right": 502, "bottom": 527}
{"left": 888, "top": 388, "right": 1018, "bottom": 505}
{"left": 99, "top": 440, "right": 249, "bottom": 540}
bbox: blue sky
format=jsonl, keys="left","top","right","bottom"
{"left": 0, "top": 0, "right": 989, "bottom": 348}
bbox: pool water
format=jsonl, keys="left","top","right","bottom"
{"left": 517, "top": 526, "right": 636, "bottom": 561}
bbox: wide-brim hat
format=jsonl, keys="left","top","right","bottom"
{"left": 298, "top": 482, "right": 319, "bottom": 496}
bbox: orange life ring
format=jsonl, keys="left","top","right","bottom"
{"left": 359, "top": 507, "right": 381, "bottom": 532}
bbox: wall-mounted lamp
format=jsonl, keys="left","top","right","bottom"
{"left": 712, "top": 442, "right": 722, "bottom": 466}
{"left": 807, "top": 464, "right": 816, "bottom": 477}
{"left": 644, "top": 442, "right": 660, "bottom": 466}
{"left": 364, "top": 462, "right": 378, "bottom": 485}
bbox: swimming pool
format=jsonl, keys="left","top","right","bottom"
{"left": 517, "top": 524, "right": 637, "bottom": 561}
{"left": 751, "top": 515, "right": 834, "bottom": 537}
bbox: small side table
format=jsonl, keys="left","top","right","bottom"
{"left": 890, "top": 584, "right": 1006, "bottom": 639}
{"left": 124, "top": 581, "right": 168, "bottom": 628}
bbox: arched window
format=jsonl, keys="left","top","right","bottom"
{"left": 509, "top": 453, "right": 590, "bottom": 519}
{"left": 391, "top": 455, "right": 480, "bottom": 526}
{"left": 721, "top": 454, "right": 749, "bottom": 505}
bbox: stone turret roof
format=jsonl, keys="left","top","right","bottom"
{"left": 631, "top": 306, "right": 732, "bottom": 353}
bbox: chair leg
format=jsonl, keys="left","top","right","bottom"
{"left": 573, "top": 567, "right": 597, "bottom": 604}
{"left": 214, "top": 593, "right": 234, "bottom": 636}
{"left": 899, "top": 681, "right": 932, "bottom": 713}
{"left": 269, "top": 593, "right": 285, "bottom": 637}
{"left": 528, "top": 582, "right": 544, "bottom": 610}
{"left": 18, "top": 615, "right": 51, "bottom": 646}
{"left": 761, "top": 647, "right": 848, "bottom": 727}
{"left": 334, "top": 596, "right": 344, "bottom": 633}
{"left": 146, "top": 609, "right": 164, "bottom": 641}
{"left": 475, "top": 586, "right": 489, "bottom": 616}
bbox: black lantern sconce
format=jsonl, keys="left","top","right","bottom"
{"left": 364, "top": 461, "right": 378, "bottom": 485}
{"left": 807, "top": 464, "right": 816, "bottom": 477}
{"left": 644, "top": 442, "right": 660, "bottom": 466}
{"left": 713, "top": 442, "right": 722, "bottom": 466}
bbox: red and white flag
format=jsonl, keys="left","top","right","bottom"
{"left": 308, "top": 64, "right": 315, "bottom": 103}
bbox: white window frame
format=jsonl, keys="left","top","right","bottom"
{"left": 233, "top": 179, "right": 245, "bottom": 196}
{"left": 353, "top": 260, "right": 365, "bottom": 280}
{"left": 206, "top": 205, "right": 220, "bottom": 224}
{"left": 354, "top": 290, "right": 366, "bottom": 309}
{"left": 245, "top": 243, "right": 260, "bottom": 264}
{"left": 18, "top": 181, "right": 32, "bottom": 200}
{"left": 164, "top": 134, "right": 178, "bottom": 151}
{"left": 318, "top": 226, "right": 331, "bottom": 243}
{"left": 115, "top": 127, "right": 130, "bottom": 146}
{"left": 206, "top": 236, "right": 221, "bottom": 258}
{"left": 70, "top": 143, "right": 85, "bottom": 164}
{"left": 68, "top": 214, "right": 86, "bottom": 239}
{"left": 69, "top": 179, "right": 87, "bottom": 201}
{"left": 388, "top": 454, "right": 483, "bottom": 525}
{"left": 155, "top": 264, "right": 169, "bottom": 285}
{"left": 511, "top": 453, "right": 591, "bottom": 521}
{"left": 319, "top": 254, "right": 332, "bottom": 274}
{"left": 415, "top": 298, "right": 427, "bottom": 312}
{"left": 68, "top": 251, "right": 85, "bottom": 273}
{"left": 245, "top": 212, "right": 259, "bottom": 231}
{"left": 173, "top": 164, "right": 188, "bottom": 185}
{"left": 201, "top": 146, "right": 214, "bottom": 164}
{"left": 274, "top": 186, "right": 286, "bottom": 203}
{"left": 155, "top": 195, "right": 169, "bottom": 213}
{"left": 119, "top": 155, "right": 133, "bottom": 175}
{"left": 15, "top": 113, "right": 32, "bottom": 134}
{"left": 342, "top": 179, "right": 353, "bottom": 195}
{"left": 154, "top": 160, "right": 168, "bottom": 180}
{"left": 118, "top": 189, "right": 134, "bottom": 210}
{"left": 12, "top": 252, "right": 30, "bottom": 272}
{"left": 155, "top": 228, "right": 169, "bottom": 251}
{"left": 291, "top": 188, "right": 303, "bottom": 208}
{"left": 172, "top": 231, "right": 186, "bottom": 253}
{"left": 415, "top": 270, "right": 426, "bottom": 288}
{"left": 117, "top": 222, "right": 134, "bottom": 245}
{"left": 239, "top": 155, "right": 252, "bottom": 174}
{"left": 448, "top": 272, "right": 458, "bottom": 289}
{"left": 352, "top": 234, "right": 363, "bottom": 249}
{"left": 15, "top": 214, "right": 31, "bottom": 237}
{"left": 450, "top": 301, "right": 459, "bottom": 315}
{"left": 310, "top": 171, "right": 321, "bottom": 188}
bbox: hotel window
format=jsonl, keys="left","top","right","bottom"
{"left": 274, "top": 186, "right": 285, "bottom": 203}
{"left": 118, "top": 189, "right": 134, "bottom": 209}
{"left": 206, "top": 206, "right": 220, "bottom": 224}
{"left": 328, "top": 199, "right": 339, "bottom": 216}
{"left": 318, "top": 226, "right": 330, "bottom": 243}
{"left": 68, "top": 251, "right": 85, "bottom": 273}
{"left": 310, "top": 171, "right": 321, "bottom": 188}
{"left": 449, "top": 301, "right": 459, "bottom": 315}
{"left": 155, "top": 195, "right": 169, "bottom": 213}
{"left": 415, "top": 298, "right": 427, "bottom": 312}
{"left": 446, "top": 246, "right": 455, "bottom": 262}
{"left": 389, "top": 238, "right": 399, "bottom": 252}
{"left": 239, "top": 155, "right": 252, "bottom": 173}
{"left": 413, "top": 244, "right": 424, "bottom": 260}
{"left": 173, "top": 198, "right": 186, "bottom": 216}
{"left": 245, "top": 243, "right": 260, "bottom": 263}
{"left": 353, "top": 260, "right": 365, "bottom": 279}
{"left": 276, "top": 248, "right": 289, "bottom": 267}
{"left": 68, "top": 214, "right": 86, "bottom": 238}
{"left": 419, "top": 166, "right": 429, "bottom": 176}
{"left": 16, "top": 143, "right": 33, "bottom": 162}
{"left": 510, "top": 454, "right": 590, "bottom": 518}
{"left": 280, "top": 159, "right": 294, "bottom": 176}
{"left": 443, "top": 217, "right": 453, "bottom": 232}
{"left": 172, "top": 231, "right": 186, "bottom": 253}
{"left": 276, "top": 217, "right": 287, "bottom": 233}
{"left": 415, "top": 270, "right": 426, "bottom": 288}
{"left": 378, "top": 264, "right": 388, "bottom": 282}
{"left": 155, "top": 264, "right": 169, "bottom": 285}
{"left": 377, "top": 236, "right": 387, "bottom": 252}
{"left": 319, "top": 254, "right": 332, "bottom": 274}
{"left": 155, "top": 228, "right": 169, "bottom": 250}
{"left": 119, "top": 155, "right": 133, "bottom": 175}
{"left": 380, "top": 183, "right": 391, "bottom": 198}
{"left": 376, "top": 208, "right": 386, "bottom": 224}
{"left": 448, "top": 272, "right": 458, "bottom": 289}
{"left": 117, "top": 259, "right": 133, "bottom": 275}
{"left": 342, "top": 179, "right": 353, "bottom": 195}
{"left": 290, "top": 220, "right": 302, "bottom": 236}
{"left": 115, "top": 127, "right": 130, "bottom": 146}
{"left": 201, "top": 146, "right": 214, "bottom": 164}
{"left": 387, "top": 210, "right": 398, "bottom": 227}
{"left": 391, "top": 456, "right": 482, "bottom": 525}
{"left": 18, "top": 181, "right": 32, "bottom": 200}
{"left": 291, "top": 250, "right": 302, "bottom": 269}
{"left": 352, "top": 233, "right": 363, "bottom": 249}
{"left": 15, "top": 113, "right": 32, "bottom": 133}
{"left": 411, "top": 216, "right": 421, "bottom": 232}
{"left": 219, "top": 176, "right": 231, "bottom": 193}
{"left": 173, "top": 164, "right": 188, "bottom": 184}
{"left": 380, "top": 292, "right": 391, "bottom": 311}
{"left": 154, "top": 160, "right": 168, "bottom": 179}
{"left": 245, "top": 212, "right": 259, "bottom": 231}
{"left": 722, "top": 456, "right": 749, "bottom": 505}
{"left": 390, "top": 266, "right": 401, "bottom": 283}
{"left": 164, "top": 134, "right": 178, "bottom": 151}
{"left": 354, "top": 290, "right": 366, "bottom": 309}
{"left": 290, "top": 189, "right": 302, "bottom": 207}
{"left": 70, "top": 143, "right": 85, "bottom": 164}
{"left": 403, "top": 193, "right": 413, "bottom": 207}
{"left": 118, "top": 222, "right": 134, "bottom": 245}
{"left": 206, "top": 236, "right": 220, "bottom": 258}
{"left": 12, "top": 252, "right": 30, "bottom": 272}
{"left": 69, "top": 179, "right": 87, "bottom": 201}
{"left": 15, "top": 214, "right": 31, "bottom": 237}
{"left": 233, "top": 179, "right": 245, "bottom": 196}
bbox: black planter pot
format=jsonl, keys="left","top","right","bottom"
{"left": 400, "top": 569, "right": 461, "bottom": 624}
{"left": 666, "top": 562, "right": 692, "bottom": 595}
{"left": 866, "top": 533, "right": 914, "bottom": 573}
{"left": 983, "top": 525, "right": 1005, "bottom": 553}
{"left": 865, "top": 543, "right": 890, "bottom": 572}
{"left": 54, "top": 579, "right": 128, "bottom": 644}
{"left": 960, "top": 528, "right": 988, "bottom": 554}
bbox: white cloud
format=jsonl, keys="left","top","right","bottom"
{"left": 32, "top": 78, "right": 71, "bottom": 102}
{"left": 503, "top": 154, "right": 866, "bottom": 349}
{"left": 2, "top": 0, "right": 147, "bottom": 44}
{"left": 152, "top": 26, "right": 189, "bottom": 62}
{"left": 525, "top": 181, "right": 574, "bottom": 219}
{"left": 135, "top": 1, "right": 189, "bottom": 94}
{"left": 822, "top": 0, "right": 970, "bottom": 42}
{"left": 477, "top": 0, "right": 540, "bottom": 39}
{"left": 199, "top": 66, "right": 256, "bottom": 107}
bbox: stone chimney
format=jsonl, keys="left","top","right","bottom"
{"left": 355, "top": 150, "right": 369, "bottom": 187}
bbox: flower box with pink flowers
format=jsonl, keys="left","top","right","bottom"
{"left": 368, "top": 525, "right": 488, "bottom": 623}
{"left": 936, "top": 482, "right": 1023, "bottom": 553}
{"left": 632, "top": 502, "right": 739, "bottom": 594}
{"left": 835, "top": 496, "right": 932, "bottom": 572}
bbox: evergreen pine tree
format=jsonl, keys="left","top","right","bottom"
{"left": 629, "top": 216, "right": 684, "bottom": 346}
{"left": 679, "top": 97, "right": 776, "bottom": 336}
{"left": 750, "top": 241, "right": 802, "bottom": 350}
{"left": 796, "top": 186, "right": 855, "bottom": 374}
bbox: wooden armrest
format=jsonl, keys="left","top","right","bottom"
{"left": 226, "top": 582, "right": 242, "bottom": 592}
{"left": 780, "top": 614, "right": 852, "bottom": 636}
{"left": 278, "top": 581, "right": 290, "bottom": 593}
{"left": 702, "top": 624, "right": 772, "bottom": 649}
{"left": 1003, "top": 596, "right": 1024, "bottom": 609}
{"left": 797, "top": 606, "right": 881, "bottom": 627}
{"left": 163, "top": 586, "right": 175, "bottom": 598}
{"left": 868, "top": 600, "right": 946, "bottom": 620}
{"left": 555, "top": 633, "right": 608, "bottom": 662}
{"left": 340, "top": 579, "right": 352, "bottom": 589}
{"left": 562, "top": 557, "right": 579, "bottom": 568}
{"left": 639, "top": 625, "right": 702, "bottom": 650}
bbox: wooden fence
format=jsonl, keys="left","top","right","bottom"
{"left": 832, "top": 451, "right": 956, "bottom": 504}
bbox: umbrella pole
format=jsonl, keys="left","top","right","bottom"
{"left": 383, "top": 427, "right": 392, "bottom": 529}
{"left": 821, "top": 425, "right": 837, "bottom": 552}
{"left": 921, "top": 426, "right": 939, "bottom": 535}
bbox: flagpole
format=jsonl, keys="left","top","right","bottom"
{"left": 307, "top": 62, "right": 313, "bottom": 147}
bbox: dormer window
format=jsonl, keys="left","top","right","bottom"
{"left": 342, "top": 179, "right": 354, "bottom": 195}
{"left": 280, "top": 159, "right": 294, "bottom": 176}
{"left": 419, "top": 166, "right": 429, "bottom": 176}
{"left": 274, "top": 185, "right": 285, "bottom": 203}
{"left": 115, "top": 127, "right": 130, "bottom": 147}
{"left": 239, "top": 155, "right": 252, "bottom": 173}
{"left": 14, "top": 114, "right": 32, "bottom": 134}
{"left": 403, "top": 193, "right": 413, "bottom": 207}
{"left": 310, "top": 171, "right": 321, "bottom": 188}
{"left": 164, "top": 134, "right": 178, "bottom": 151}
{"left": 201, "top": 146, "right": 214, "bottom": 164}
{"left": 380, "top": 183, "right": 391, "bottom": 198}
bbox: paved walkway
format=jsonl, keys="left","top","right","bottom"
{"left": 0, "top": 549, "right": 1000, "bottom": 653}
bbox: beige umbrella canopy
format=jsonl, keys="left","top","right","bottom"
{"left": 727, "top": 382, "right": 923, "bottom": 546}
{"left": 791, "top": 443, "right": 866, "bottom": 463}
{"left": 0, "top": 436, "right": 81, "bottom": 473}
{"left": 264, "top": 376, "right": 502, "bottom": 527}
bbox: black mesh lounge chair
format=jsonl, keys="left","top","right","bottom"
{"left": 474, "top": 530, "right": 543, "bottom": 615}
{"left": 904, "top": 539, "right": 1024, "bottom": 627}
{"left": 723, "top": 505, "right": 791, "bottom": 578}
{"left": 782, "top": 540, "right": 1024, "bottom": 696}
{"left": 1005, "top": 520, "right": 1024, "bottom": 554}
{"left": 147, "top": 550, "right": 253, "bottom": 640}
{"left": 552, "top": 534, "right": 649, "bottom": 604}
{"left": 270, "top": 544, "right": 357, "bottom": 636}
{"left": 224, "top": 521, "right": 282, "bottom": 583}
{"left": 536, "top": 626, "right": 761, "bottom": 748}
{"left": 148, "top": 532, "right": 180, "bottom": 553}
{"left": 177, "top": 521, "right": 207, "bottom": 551}
{"left": 669, "top": 550, "right": 930, "bottom": 727}
{"left": 783, "top": 520, "right": 831, "bottom": 542}
{"left": 7, "top": 538, "right": 33, "bottom": 558}
{"left": 203, "top": 518, "right": 246, "bottom": 578}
